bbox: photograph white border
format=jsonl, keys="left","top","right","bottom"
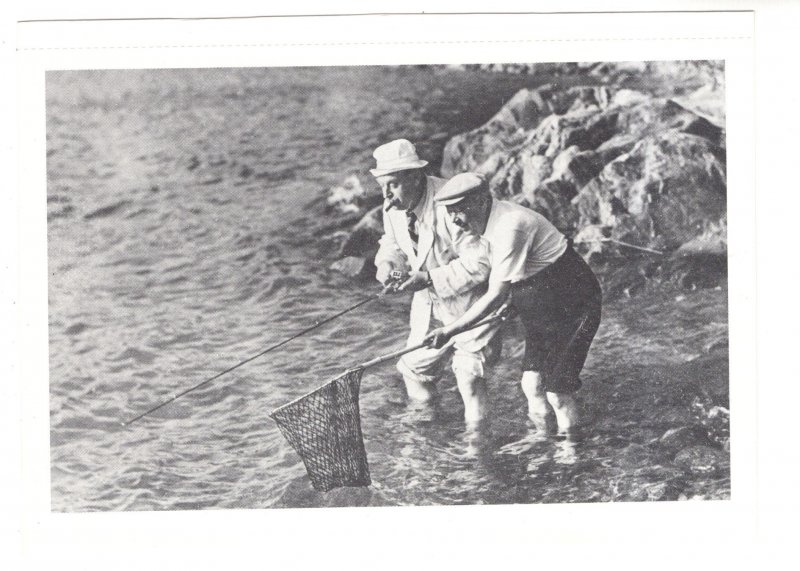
{"left": 9, "top": 5, "right": 776, "bottom": 569}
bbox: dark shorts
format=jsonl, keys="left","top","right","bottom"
{"left": 510, "top": 245, "right": 602, "bottom": 394}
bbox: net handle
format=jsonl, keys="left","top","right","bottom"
{"left": 355, "top": 310, "right": 509, "bottom": 371}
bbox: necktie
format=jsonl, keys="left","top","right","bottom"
{"left": 406, "top": 211, "right": 419, "bottom": 252}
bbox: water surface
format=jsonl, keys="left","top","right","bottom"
{"left": 47, "top": 67, "right": 729, "bottom": 511}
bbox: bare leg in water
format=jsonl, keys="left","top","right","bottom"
{"left": 520, "top": 370, "right": 579, "bottom": 434}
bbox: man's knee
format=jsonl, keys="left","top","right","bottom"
{"left": 521, "top": 370, "right": 546, "bottom": 396}
{"left": 451, "top": 350, "right": 486, "bottom": 381}
{"left": 455, "top": 371, "right": 485, "bottom": 397}
{"left": 397, "top": 352, "right": 443, "bottom": 385}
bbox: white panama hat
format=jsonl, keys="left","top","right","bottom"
{"left": 370, "top": 139, "right": 429, "bottom": 177}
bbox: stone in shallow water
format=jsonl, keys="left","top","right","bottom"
{"left": 657, "top": 424, "right": 715, "bottom": 455}
{"left": 673, "top": 445, "right": 727, "bottom": 475}
{"left": 622, "top": 478, "right": 686, "bottom": 502}
{"left": 616, "top": 443, "right": 653, "bottom": 469}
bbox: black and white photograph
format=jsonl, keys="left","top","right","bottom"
{"left": 18, "top": 5, "right": 800, "bottom": 568}
{"left": 46, "top": 60, "right": 731, "bottom": 510}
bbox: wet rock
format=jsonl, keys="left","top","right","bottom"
{"left": 673, "top": 445, "right": 727, "bottom": 475}
{"left": 441, "top": 83, "right": 725, "bottom": 264}
{"left": 522, "top": 106, "right": 619, "bottom": 158}
{"left": 548, "top": 146, "right": 607, "bottom": 189}
{"left": 676, "top": 353, "right": 729, "bottom": 409}
{"left": 575, "top": 131, "right": 726, "bottom": 251}
{"left": 519, "top": 154, "right": 553, "bottom": 199}
{"left": 337, "top": 205, "right": 383, "bottom": 259}
{"left": 529, "top": 179, "right": 580, "bottom": 232}
{"left": 660, "top": 252, "right": 727, "bottom": 290}
{"left": 611, "top": 98, "right": 723, "bottom": 147}
{"left": 326, "top": 173, "right": 381, "bottom": 215}
{"left": 639, "top": 480, "right": 686, "bottom": 501}
{"left": 617, "top": 443, "right": 653, "bottom": 470}
{"left": 657, "top": 425, "right": 715, "bottom": 454}
{"left": 441, "top": 87, "right": 553, "bottom": 177}
{"left": 441, "top": 84, "right": 614, "bottom": 178}
{"left": 596, "top": 259, "right": 654, "bottom": 300}
{"left": 650, "top": 406, "right": 696, "bottom": 426}
{"left": 673, "top": 83, "right": 726, "bottom": 129}
{"left": 675, "top": 217, "right": 727, "bottom": 256}
{"left": 608, "top": 464, "right": 686, "bottom": 502}
{"left": 621, "top": 476, "right": 686, "bottom": 502}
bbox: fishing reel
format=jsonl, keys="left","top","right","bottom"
{"left": 381, "top": 270, "right": 409, "bottom": 294}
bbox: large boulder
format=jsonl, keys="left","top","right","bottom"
{"left": 440, "top": 85, "right": 615, "bottom": 178}
{"left": 441, "top": 83, "right": 725, "bottom": 248}
{"left": 574, "top": 131, "right": 726, "bottom": 251}
{"left": 440, "top": 88, "right": 552, "bottom": 177}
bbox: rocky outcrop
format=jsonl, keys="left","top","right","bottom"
{"left": 440, "top": 85, "right": 616, "bottom": 179}
{"left": 673, "top": 445, "right": 726, "bottom": 476}
{"left": 328, "top": 62, "right": 726, "bottom": 290}
{"left": 440, "top": 82, "right": 726, "bottom": 258}
{"left": 575, "top": 131, "right": 726, "bottom": 251}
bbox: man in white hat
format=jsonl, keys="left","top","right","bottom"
{"left": 371, "top": 140, "right": 502, "bottom": 424}
{"left": 424, "top": 172, "right": 602, "bottom": 434}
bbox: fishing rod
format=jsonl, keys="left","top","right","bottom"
{"left": 122, "top": 288, "right": 394, "bottom": 427}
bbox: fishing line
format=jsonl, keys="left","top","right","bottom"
{"left": 575, "top": 238, "right": 665, "bottom": 255}
{"left": 122, "top": 291, "right": 387, "bottom": 427}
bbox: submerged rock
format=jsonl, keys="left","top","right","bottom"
{"left": 657, "top": 425, "right": 716, "bottom": 454}
{"left": 660, "top": 252, "right": 727, "bottom": 290}
{"left": 673, "top": 445, "right": 727, "bottom": 475}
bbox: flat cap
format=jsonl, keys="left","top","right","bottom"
{"left": 435, "top": 172, "right": 489, "bottom": 205}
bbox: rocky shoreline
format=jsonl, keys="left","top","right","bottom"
{"left": 309, "top": 63, "right": 730, "bottom": 501}
{"left": 318, "top": 61, "right": 727, "bottom": 302}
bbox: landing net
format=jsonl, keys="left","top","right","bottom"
{"left": 269, "top": 367, "right": 371, "bottom": 492}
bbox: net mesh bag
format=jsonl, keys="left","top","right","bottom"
{"left": 269, "top": 367, "right": 371, "bottom": 492}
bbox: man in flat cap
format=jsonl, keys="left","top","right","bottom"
{"left": 371, "top": 140, "right": 502, "bottom": 424}
{"left": 424, "top": 172, "right": 602, "bottom": 434}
